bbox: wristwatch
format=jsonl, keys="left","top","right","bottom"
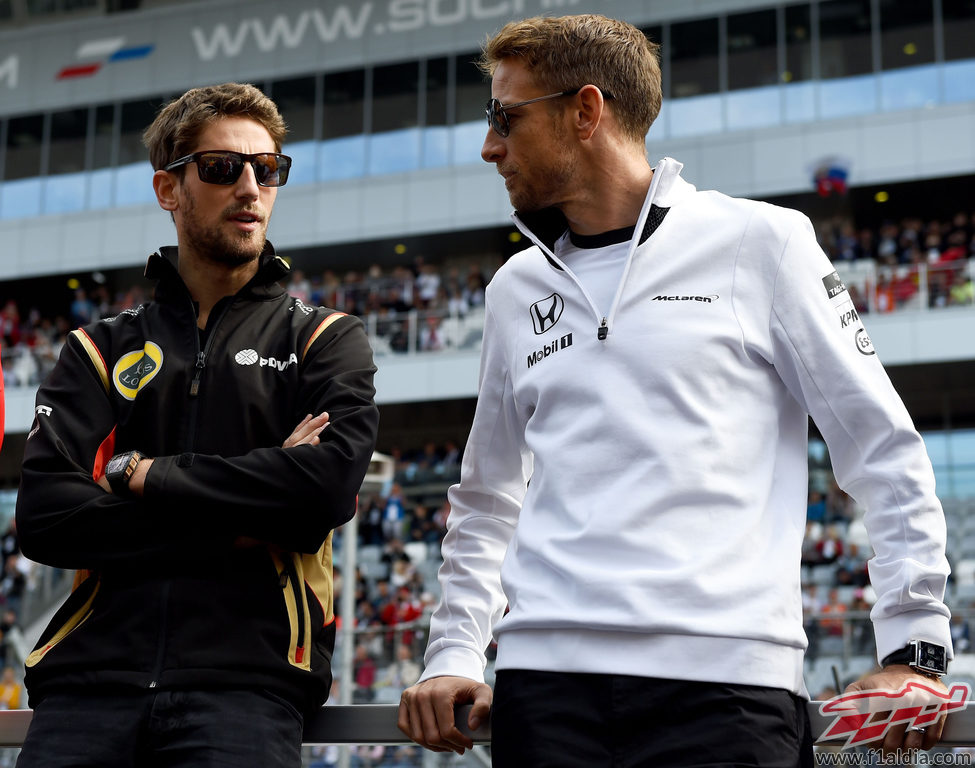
{"left": 104, "top": 450, "right": 145, "bottom": 496}
{"left": 881, "top": 640, "right": 948, "bottom": 678}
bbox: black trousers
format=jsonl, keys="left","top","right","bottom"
{"left": 16, "top": 688, "right": 304, "bottom": 768}
{"left": 491, "top": 669, "right": 814, "bottom": 768}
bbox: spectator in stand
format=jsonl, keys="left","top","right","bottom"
{"left": 383, "top": 484, "right": 407, "bottom": 541}
{"left": 380, "top": 584, "right": 424, "bottom": 656}
{"left": 371, "top": 579, "right": 394, "bottom": 616}
{"left": 286, "top": 268, "right": 311, "bottom": 303}
{"left": 816, "top": 525, "right": 846, "bottom": 567}
{"left": 419, "top": 315, "right": 445, "bottom": 351}
{"left": 819, "top": 588, "right": 849, "bottom": 638}
{"left": 387, "top": 644, "right": 423, "bottom": 691}
{"left": 352, "top": 643, "right": 378, "bottom": 703}
{"left": 381, "top": 537, "right": 412, "bottom": 573}
{"left": 0, "top": 554, "right": 26, "bottom": 615}
{"left": 0, "top": 666, "right": 21, "bottom": 710}
{"left": 0, "top": 301, "right": 21, "bottom": 348}
{"left": 358, "top": 495, "right": 386, "bottom": 547}
{"left": 806, "top": 489, "right": 826, "bottom": 524}
{"left": 950, "top": 271, "right": 974, "bottom": 306}
{"left": 68, "top": 288, "right": 96, "bottom": 328}
{"left": 414, "top": 261, "right": 441, "bottom": 310}
{"left": 406, "top": 505, "right": 441, "bottom": 545}
{"left": 463, "top": 264, "right": 487, "bottom": 309}
{"left": 951, "top": 614, "right": 971, "bottom": 654}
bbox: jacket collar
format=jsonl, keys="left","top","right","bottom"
{"left": 510, "top": 157, "right": 689, "bottom": 269}
{"left": 144, "top": 241, "right": 289, "bottom": 302}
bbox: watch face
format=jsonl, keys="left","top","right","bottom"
{"left": 106, "top": 454, "right": 130, "bottom": 474}
{"left": 918, "top": 641, "right": 947, "bottom": 673}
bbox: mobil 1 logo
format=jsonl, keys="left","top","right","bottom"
{"left": 527, "top": 333, "right": 574, "bottom": 368}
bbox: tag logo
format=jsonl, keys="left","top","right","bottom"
{"left": 530, "top": 293, "right": 564, "bottom": 335}
{"left": 113, "top": 342, "right": 163, "bottom": 401}
{"left": 823, "top": 271, "right": 848, "bottom": 299}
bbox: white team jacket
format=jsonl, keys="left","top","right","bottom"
{"left": 420, "top": 158, "right": 951, "bottom": 697}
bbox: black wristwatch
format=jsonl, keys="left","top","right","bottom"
{"left": 881, "top": 640, "right": 948, "bottom": 678}
{"left": 104, "top": 450, "right": 145, "bottom": 496}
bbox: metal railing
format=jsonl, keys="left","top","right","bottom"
{"left": 0, "top": 702, "right": 973, "bottom": 748}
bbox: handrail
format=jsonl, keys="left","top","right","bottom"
{"left": 0, "top": 702, "right": 975, "bottom": 748}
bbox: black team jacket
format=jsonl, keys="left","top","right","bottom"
{"left": 16, "top": 243, "right": 379, "bottom": 715}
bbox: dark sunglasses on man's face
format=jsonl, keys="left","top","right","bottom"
{"left": 484, "top": 87, "right": 615, "bottom": 138}
{"left": 164, "top": 150, "right": 292, "bottom": 187}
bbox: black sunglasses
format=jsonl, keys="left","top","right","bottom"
{"left": 485, "top": 87, "right": 615, "bottom": 138}
{"left": 164, "top": 150, "right": 292, "bottom": 187}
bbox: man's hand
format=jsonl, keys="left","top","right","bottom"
{"left": 398, "top": 676, "right": 492, "bottom": 754}
{"left": 283, "top": 412, "right": 329, "bottom": 448}
{"left": 844, "top": 665, "right": 949, "bottom": 756}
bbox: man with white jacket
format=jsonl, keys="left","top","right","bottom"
{"left": 398, "top": 14, "right": 952, "bottom": 767}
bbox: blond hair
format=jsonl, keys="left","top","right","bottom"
{"left": 143, "top": 82, "right": 287, "bottom": 171}
{"left": 479, "top": 14, "right": 661, "bottom": 144}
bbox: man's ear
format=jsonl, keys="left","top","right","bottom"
{"left": 152, "top": 169, "right": 179, "bottom": 212}
{"left": 574, "top": 84, "right": 608, "bottom": 141}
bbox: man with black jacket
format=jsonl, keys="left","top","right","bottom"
{"left": 15, "top": 82, "right": 379, "bottom": 767}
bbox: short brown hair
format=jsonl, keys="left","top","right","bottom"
{"left": 478, "top": 14, "right": 661, "bottom": 144}
{"left": 143, "top": 82, "right": 287, "bottom": 171}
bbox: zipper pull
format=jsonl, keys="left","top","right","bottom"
{"left": 597, "top": 318, "right": 608, "bottom": 341}
{"left": 189, "top": 352, "right": 205, "bottom": 397}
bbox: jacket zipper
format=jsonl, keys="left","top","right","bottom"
{"left": 512, "top": 161, "right": 668, "bottom": 343}
{"left": 148, "top": 296, "right": 233, "bottom": 688}
{"left": 187, "top": 301, "right": 233, "bottom": 399}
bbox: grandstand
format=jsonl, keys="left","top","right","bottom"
{"left": 1, "top": 0, "right": 975, "bottom": 765}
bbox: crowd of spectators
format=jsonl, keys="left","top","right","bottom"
{"left": 0, "top": 256, "right": 497, "bottom": 388}
{"left": 2, "top": 209, "right": 974, "bottom": 390}
{"left": 816, "top": 209, "right": 975, "bottom": 313}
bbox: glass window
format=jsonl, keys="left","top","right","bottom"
{"left": 819, "top": 0, "right": 874, "bottom": 79}
{"left": 454, "top": 51, "right": 487, "bottom": 126}
{"left": 943, "top": 0, "right": 975, "bottom": 61}
{"left": 879, "top": 0, "right": 934, "bottom": 70}
{"left": 640, "top": 24, "right": 664, "bottom": 90}
{"left": 92, "top": 104, "right": 115, "bottom": 170}
{"left": 49, "top": 107, "right": 88, "bottom": 175}
{"left": 425, "top": 57, "right": 449, "bottom": 127}
{"left": 271, "top": 75, "right": 317, "bottom": 142}
{"left": 323, "top": 68, "right": 364, "bottom": 140}
{"left": 4, "top": 114, "right": 43, "bottom": 180}
{"left": 119, "top": 97, "right": 163, "bottom": 165}
{"left": 670, "top": 17, "right": 720, "bottom": 97}
{"left": 372, "top": 60, "right": 418, "bottom": 133}
{"left": 727, "top": 9, "right": 779, "bottom": 90}
{"left": 784, "top": 5, "right": 813, "bottom": 83}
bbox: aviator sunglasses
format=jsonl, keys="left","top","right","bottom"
{"left": 164, "top": 150, "right": 292, "bottom": 187}
{"left": 485, "top": 87, "right": 615, "bottom": 138}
